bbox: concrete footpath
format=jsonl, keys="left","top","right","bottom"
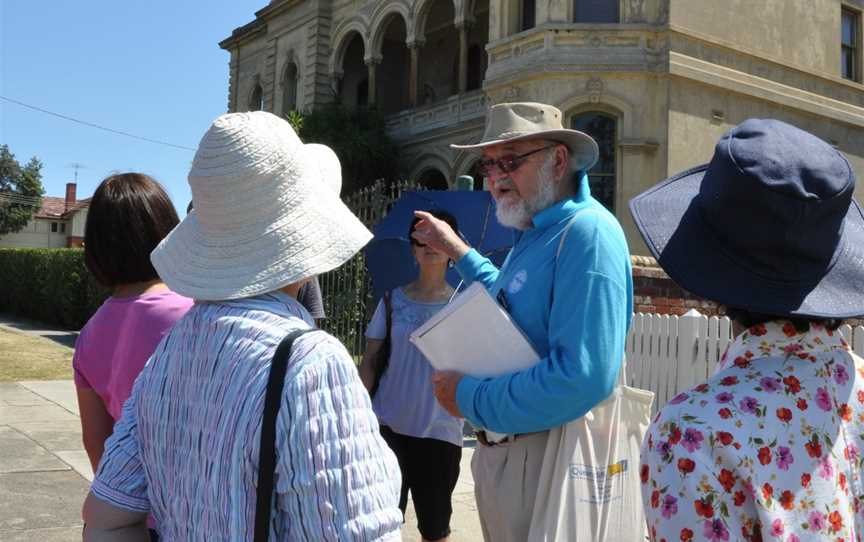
{"left": 0, "top": 380, "right": 482, "bottom": 541}
{"left": 0, "top": 380, "right": 90, "bottom": 541}
{"left": 0, "top": 316, "right": 482, "bottom": 540}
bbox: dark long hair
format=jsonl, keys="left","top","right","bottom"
{"left": 409, "top": 209, "right": 459, "bottom": 241}
{"left": 725, "top": 307, "right": 842, "bottom": 333}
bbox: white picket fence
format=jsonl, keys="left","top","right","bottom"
{"left": 626, "top": 310, "right": 864, "bottom": 414}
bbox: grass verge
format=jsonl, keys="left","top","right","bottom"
{"left": 0, "top": 328, "right": 73, "bottom": 381}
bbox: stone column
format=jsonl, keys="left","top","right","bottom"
{"left": 366, "top": 57, "right": 380, "bottom": 107}
{"left": 408, "top": 42, "right": 420, "bottom": 107}
{"left": 487, "top": 0, "right": 502, "bottom": 42}
{"left": 457, "top": 22, "right": 469, "bottom": 94}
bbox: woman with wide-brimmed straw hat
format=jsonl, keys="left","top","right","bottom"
{"left": 81, "top": 111, "right": 402, "bottom": 541}
{"left": 631, "top": 119, "right": 864, "bottom": 541}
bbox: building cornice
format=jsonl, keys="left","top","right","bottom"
{"left": 669, "top": 52, "right": 864, "bottom": 127}
{"left": 479, "top": 22, "right": 864, "bottom": 128}
{"left": 219, "top": 19, "right": 267, "bottom": 50}
{"left": 219, "top": 1, "right": 317, "bottom": 50}
{"left": 667, "top": 24, "right": 864, "bottom": 94}
{"left": 253, "top": 0, "right": 305, "bottom": 21}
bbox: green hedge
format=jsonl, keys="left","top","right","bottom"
{"left": 0, "top": 248, "right": 109, "bottom": 330}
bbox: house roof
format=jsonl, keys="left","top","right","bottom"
{"left": 33, "top": 196, "right": 91, "bottom": 219}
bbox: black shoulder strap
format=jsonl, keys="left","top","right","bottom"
{"left": 254, "top": 328, "right": 315, "bottom": 542}
{"left": 369, "top": 291, "right": 393, "bottom": 399}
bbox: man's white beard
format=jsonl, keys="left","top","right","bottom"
{"left": 494, "top": 153, "right": 558, "bottom": 230}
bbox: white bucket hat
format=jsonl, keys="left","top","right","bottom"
{"left": 451, "top": 102, "right": 599, "bottom": 171}
{"left": 151, "top": 111, "right": 372, "bottom": 301}
{"left": 307, "top": 143, "right": 342, "bottom": 195}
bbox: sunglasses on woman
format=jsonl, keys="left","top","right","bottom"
{"left": 477, "top": 145, "right": 556, "bottom": 177}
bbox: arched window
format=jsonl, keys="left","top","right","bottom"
{"left": 417, "top": 0, "right": 459, "bottom": 104}
{"left": 467, "top": 44, "right": 484, "bottom": 90}
{"left": 357, "top": 77, "right": 369, "bottom": 107}
{"left": 521, "top": 0, "right": 536, "bottom": 30}
{"left": 574, "top": 0, "right": 619, "bottom": 23}
{"left": 250, "top": 83, "right": 264, "bottom": 111}
{"left": 282, "top": 62, "right": 299, "bottom": 115}
{"left": 337, "top": 32, "right": 367, "bottom": 109}
{"left": 418, "top": 169, "right": 449, "bottom": 190}
{"left": 377, "top": 13, "right": 410, "bottom": 113}
{"left": 571, "top": 111, "right": 616, "bottom": 211}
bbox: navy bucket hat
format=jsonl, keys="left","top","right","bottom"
{"left": 629, "top": 118, "right": 864, "bottom": 319}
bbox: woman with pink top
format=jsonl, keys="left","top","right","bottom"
{"left": 74, "top": 173, "right": 193, "bottom": 474}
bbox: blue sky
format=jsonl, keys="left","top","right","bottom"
{"left": 1, "top": 1, "right": 259, "bottom": 216}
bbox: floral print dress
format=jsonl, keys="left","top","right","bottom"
{"left": 641, "top": 321, "right": 864, "bottom": 542}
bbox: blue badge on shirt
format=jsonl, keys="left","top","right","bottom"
{"left": 508, "top": 269, "right": 528, "bottom": 294}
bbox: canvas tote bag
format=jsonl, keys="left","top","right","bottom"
{"left": 526, "top": 360, "right": 654, "bottom": 542}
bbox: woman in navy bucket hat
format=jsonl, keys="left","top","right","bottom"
{"left": 630, "top": 118, "right": 864, "bottom": 318}
{"left": 632, "top": 119, "right": 864, "bottom": 541}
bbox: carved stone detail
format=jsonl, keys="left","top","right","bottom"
{"left": 586, "top": 78, "right": 605, "bottom": 103}
{"left": 503, "top": 86, "right": 520, "bottom": 100}
{"left": 627, "top": 0, "right": 646, "bottom": 23}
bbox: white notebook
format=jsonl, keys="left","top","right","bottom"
{"left": 409, "top": 282, "right": 540, "bottom": 378}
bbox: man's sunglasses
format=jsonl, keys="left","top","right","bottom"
{"left": 477, "top": 145, "right": 556, "bottom": 177}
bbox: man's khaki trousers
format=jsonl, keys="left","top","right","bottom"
{"left": 471, "top": 431, "right": 549, "bottom": 542}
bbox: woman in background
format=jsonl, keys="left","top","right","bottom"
{"left": 74, "top": 173, "right": 192, "bottom": 472}
{"left": 360, "top": 209, "right": 464, "bottom": 542}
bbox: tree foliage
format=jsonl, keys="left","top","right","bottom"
{"left": 293, "top": 105, "right": 400, "bottom": 195}
{"left": 0, "top": 145, "right": 45, "bottom": 235}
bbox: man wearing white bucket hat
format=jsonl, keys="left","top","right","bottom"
{"left": 413, "top": 102, "right": 633, "bottom": 541}
{"left": 81, "top": 112, "right": 402, "bottom": 541}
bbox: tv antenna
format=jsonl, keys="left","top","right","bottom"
{"left": 66, "top": 162, "right": 87, "bottom": 183}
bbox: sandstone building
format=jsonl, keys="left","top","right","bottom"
{"left": 220, "top": 0, "right": 864, "bottom": 254}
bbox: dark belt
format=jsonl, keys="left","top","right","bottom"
{"left": 475, "top": 430, "right": 531, "bottom": 447}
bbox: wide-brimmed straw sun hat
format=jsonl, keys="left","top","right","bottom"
{"left": 629, "top": 118, "right": 864, "bottom": 319}
{"left": 151, "top": 111, "right": 372, "bottom": 301}
{"left": 307, "top": 143, "right": 342, "bottom": 195}
{"left": 450, "top": 102, "right": 599, "bottom": 172}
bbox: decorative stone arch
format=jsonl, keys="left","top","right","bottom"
{"left": 330, "top": 18, "right": 370, "bottom": 77}
{"left": 454, "top": 151, "right": 484, "bottom": 190}
{"left": 453, "top": 150, "right": 479, "bottom": 177}
{"left": 369, "top": 1, "right": 413, "bottom": 56}
{"left": 413, "top": 0, "right": 461, "bottom": 42}
{"left": 557, "top": 89, "right": 638, "bottom": 139}
{"left": 409, "top": 153, "right": 453, "bottom": 188}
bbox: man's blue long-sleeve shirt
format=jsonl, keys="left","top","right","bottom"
{"left": 454, "top": 177, "right": 633, "bottom": 434}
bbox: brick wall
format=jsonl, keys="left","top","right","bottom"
{"left": 631, "top": 256, "right": 725, "bottom": 317}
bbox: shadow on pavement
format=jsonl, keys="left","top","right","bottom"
{"left": 0, "top": 314, "right": 79, "bottom": 349}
